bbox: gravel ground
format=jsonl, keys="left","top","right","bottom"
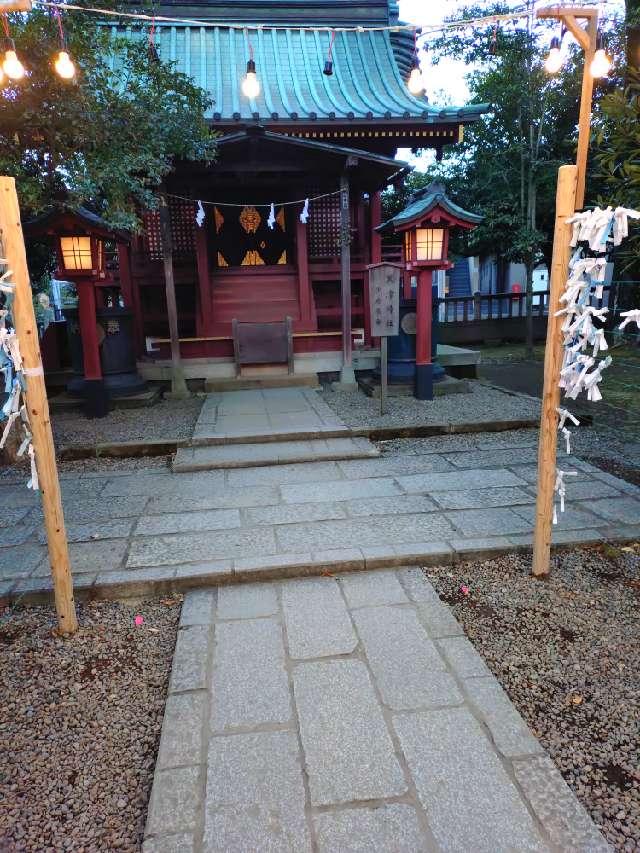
{"left": 51, "top": 396, "right": 203, "bottom": 448}
{"left": 321, "top": 381, "right": 541, "bottom": 429}
{"left": 425, "top": 546, "right": 640, "bottom": 851}
{"left": 0, "top": 598, "right": 180, "bottom": 851}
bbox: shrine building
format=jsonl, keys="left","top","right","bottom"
{"left": 109, "top": 0, "right": 485, "bottom": 383}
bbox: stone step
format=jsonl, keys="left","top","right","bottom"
{"left": 204, "top": 375, "right": 320, "bottom": 392}
{"left": 173, "top": 437, "right": 380, "bottom": 472}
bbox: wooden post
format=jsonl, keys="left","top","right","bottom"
{"left": 0, "top": 177, "right": 77, "bottom": 634}
{"left": 537, "top": 7, "right": 598, "bottom": 209}
{"left": 295, "top": 214, "right": 312, "bottom": 327}
{"left": 194, "top": 208, "right": 213, "bottom": 337}
{"left": 532, "top": 165, "right": 578, "bottom": 577}
{"left": 339, "top": 171, "right": 355, "bottom": 385}
{"left": 158, "top": 195, "right": 190, "bottom": 398}
{"left": 415, "top": 269, "right": 433, "bottom": 400}
{"left": 380, "top": 335, "right": 387, "bottom": 415}
{"left": 76, "top": 280, "right": 102, "bottom": 380}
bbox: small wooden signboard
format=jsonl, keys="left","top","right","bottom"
{"left": 368, "top": 263, "right": 401, "bottom": 414}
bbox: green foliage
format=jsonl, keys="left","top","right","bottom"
{"left": 0, "top": 6, "right": 216, "bottom": 230}
{"left": 387, "top": 3, "right": 617, "bottom": 275}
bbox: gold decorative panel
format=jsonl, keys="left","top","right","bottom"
{"left": 239, "top": 206, "right": 261, "bottom": 235}
{"left": 214, "top": 207, "right": 224, "bottom": 234}
{"left": 241, "top": 250, "right": 265, "bottom": 266}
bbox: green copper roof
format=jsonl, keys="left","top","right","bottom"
{"left": 380, "top": 183, "right": 483, "bottom": 231}
{"left": 112, "top": 25, "right": 485, "bottom": 125}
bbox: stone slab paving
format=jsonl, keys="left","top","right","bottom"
{"left": 192, "top": 388, "right": 349, "bottom": 444}
{"left": 2, "top": 441, "right": 639, "bottom": 600}
{"left": 143, "top": 569, "right": 611, "bottom": 852}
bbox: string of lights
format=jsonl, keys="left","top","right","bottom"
{"left": 0, "top": 1, "right": 616, "bottom": 94}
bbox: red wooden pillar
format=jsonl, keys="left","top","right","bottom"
{"left": 415, "top": 269, "right": 433, "bottom": 400}
{"left": 117, "top": 243, "right": 144, "bottom": 356}
{"left": 295, "top": 214, "right": 312, "bottom": 328}
{"left": 195, "top": 212, "right": 213, "bottom": 336}
{"left": 76, "top": 279, "right": 102, "bottom": 380}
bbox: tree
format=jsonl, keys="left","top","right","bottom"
{"left": 392, "top": 3, "right": 604, "bottom": 354}
{"left": 0, "top": 6, "right": 216, "bottom": 231}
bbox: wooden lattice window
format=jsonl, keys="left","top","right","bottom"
{"left": 142, "top": 198, "right": 196, "bottom": 261}
{"left": 308, "top": 192, "right": 340, "bottom": 259}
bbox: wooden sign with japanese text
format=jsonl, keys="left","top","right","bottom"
{"left": 369, "top": 263, "right": 401, "bottom": 337}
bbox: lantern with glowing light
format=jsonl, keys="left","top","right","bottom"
{"left": 379, "top": 183, "right": 481, "bottom": 400}
{"left": 25, "top": 208, "right": 146, "bottom": 415}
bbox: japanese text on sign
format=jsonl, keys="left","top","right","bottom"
{"left": 369, "top": 264, "right": 400, "bottom": 337}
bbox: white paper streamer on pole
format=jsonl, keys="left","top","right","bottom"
{"left": 300, "top": 198, "right": 310, "bottom": 224}
{"left": 552, "top": 206, "right": 639, "bottom": 521}
{"left": 195, "top": 200, "right": 206, "bottom": 228}
{"left": 619, "top": 309, "right": 640, "bottom": 331}
{"left": 0, "top": 257, "right": 38, "bottom": 490}
{"left": 267, "top": 202, "right": 276, "bottom": 230}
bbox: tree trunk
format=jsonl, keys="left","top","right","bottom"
{"left": 626, "top": 0, "right": 640, "bottom": 75}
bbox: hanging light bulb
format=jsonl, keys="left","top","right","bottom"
{"left": 241, "top": 58, "right": 260, "bottom": 99}
{"left": 54, "top": 49, "right": 76, "bottom": 79}
{"left": 590, "top": 33, "right": 611, "bottom": 78}
{"left": 407, "top": 59, "right": 424, "bottom": 95}
{"left": 544, "top": 36, "right": 564, "bottom": 74}
{"left": 2, "top": 39, "right": 25, "bottom": 81}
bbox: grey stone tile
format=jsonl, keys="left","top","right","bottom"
{"left": 394, "top": 708, "right": 549, "bottom": 852}
{"left": 338, "top": 454, "right": 453, "bottom": 479}
{"left": 275, "top": 514, "right": 456, "bottom": 553}
{"left": 94, "top": 567, "right": 175, "bottom": 590}
{"left": 446, "top": 507, "right": 532, "bottom": 537}
{"left": 433, "top": 486, "right": 534, "bottom": 510}
{"left": 464, "top": 677, "right": 543, "bottom": 758}
{"left": 0, "top": 524, "right": 35, "bottom": 547}
{"left": 343, "top": 494, "right": 439, "bottom": 517}
{"left": 62, "top": 495, "right": 148, "bottom": 522}
{"left": 146, "top": 766, "right": 202, "bottom": 836}
{"left": 392, "top": 541, "right": 454, "bottom": 565}
{"left": 591, "top": 470, "right": 640, "bottom": 496}
{"left": 127, "top": 527, "right": 277, "bottom": 568}
{"left": 562, "top": 480, "right": 623, "bottom": 501}
{"left": 173, "top": 560, "right": 233, "bottom": 581}
{"left": 234, "top": 552, "right": 315, "bottom": 577}
{"left": 513, "top": 755, "right": 611, "bottom": 852}
{"left": 587, "top": 496, "right": 640, "bottom": 525}
{"left": 281, "top": 477, "right": 400, "bottom": 505}
{"left": 353, "top": 606, "right": 461, "bottom": 710}
{"left": 0, "top": 505, "right": 32, "bottom": 526}
{"left": 135, "top": 509, "right": 241, "bottom": 536}
{"left": 143, "top": 833, "right": 195, "bottom": 853}
{"left": 416, "top": 601, "right": 464, "bottom": 639}
{"left": 148, "top": 486, "right": 280, "bottom": 513}
{"left": 37, "top": 519, "right": 133, "bottom": 544}
{"left": 450, "top": 536, "right": 514, "bottom": 560}
{"left": 226, "top": 461, "right": 343, "bottom": 488}
{"left": 157, "top": 692, "right": 207, "bottom": 769}
{"left": 101, "top": 475, "right": 180, "bottom": 498}
{"left": 217, "top": 582, "right": 279, "bottom": 620}
{"left": 474, "top": 430, "right": 539, "bottom": 450}
{"left": 245, "top": 502, "right": 347, "bottom": 526}
{"left": 438, "top": 636, "right": 492, "bottom": 679}
{"left": 293, "top": 660, "right": 406, "bottom": 805}
{"left": 203, "top": 731, "right": 310, "bottom": 852}
{"left": 512, "top": 503, "right": 602, "bottom": 530}
{"left": 312, "top": 549, "right": 364, "bottom": 571}
{"left": 59, "top": 478, "right": 111, "bottom": 499}
{"left": 314, "top": 804, "right": 427, "bottom": 853}
{"left": 446, "top": 447, "right": 539, "bottom": 469}
{"left": 339, "top": 570, "right": 408, "bottom": 608}
{"left": 398, "top": 467, "right": 527, "bottom": 493}
{"left": 211, "top": 617, "right": 291, "bottom": 731}
{"left": 170, "top": 625, "right": 211, "bottom": 693}
{"left": 550, "top": 529, "right": 603, "bottom": 546}
{"left": 281, "top": 577, "right": 357, "bottom": 659}
{"left": 180, "top": 589, "right": 216, "bottom": 626}
{"left": 397, "top": 567, "right": 442, "bottom": 603}
{"left": 69, "top": 538, "right": 128, "bottom": 573}
{"left": 0, "top": 487, "right": 39, "bottom": 508}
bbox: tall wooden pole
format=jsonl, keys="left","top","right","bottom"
{"left": 532, "top": 165, "right": 578, "bottom": 577}
{"left": 0, "top": 177, "right": 77, "bottom": 633}
{"left": 158, "top": 194, "right": 190, "bottom": 398}
{"left": 537, "top": 7, "right": 598, "bottom": 209}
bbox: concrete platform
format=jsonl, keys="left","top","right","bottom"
{"left": 358, "top": 374, "right": 471, "bottom": 398}
{"left": 173, "top": 437, "right": 380, "bottom": 472}
{"left": 48, "top": 386, "right": 162, "bottom": 412}
{"left": 204, "top": 374, "right": 320, "bottom": 392}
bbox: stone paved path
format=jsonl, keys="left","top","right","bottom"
{"left": 1, "top": 430, "right": 639, "bottom": 600}
{"left": 143, "top": 570, "right": 611, "bottom": 852}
